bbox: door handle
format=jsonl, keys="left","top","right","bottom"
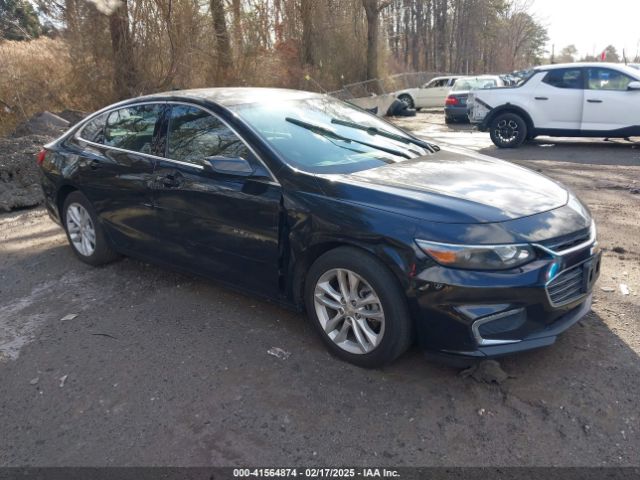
{"left": 160, "top": 172, "right": 183, "bottom": 188}
{"left": 587, "top": 99, "right": 603, "bottom": 103}
{"left": 534, "top": 96, "right": 548, "bottom": 100}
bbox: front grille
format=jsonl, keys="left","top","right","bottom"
{"left": 547, "top": 266, "right": 584, "bottom": 305}
{"left": 540, "top": 227, "right": 591, "bottom": 253}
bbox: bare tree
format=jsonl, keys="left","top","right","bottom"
{"left": 109, "top": 0, "right": 138, "bottom": 98}
{"left": 210, "top": 0, "right": 232, "bottom": 83}
{"left": 300, "top": 0, "right": 315, "bottom": 66}
{"left": 362, "top": 0, "right": 392, "bottom": 79}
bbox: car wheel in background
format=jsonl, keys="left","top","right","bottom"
{"left": 489, "top": 112, "right": 527, "bottom": 148}
{"left": 445, "top": 115, "right": 455, "bottom": 124}
{"left": 304, "top": 247, "right": 413, "bottom": 368}
{"left": 62, "top": 191, "right": 119, "bottom": 266}
{"left": 398, "top": 94, "right": 415, "bottom": 109}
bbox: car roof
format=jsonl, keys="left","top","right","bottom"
{"left": 534, "top": 62, "right": 640, "bottom": 78}
{"left": 135, "top": 87, "right": 322, "bottom": 107}
{"left": 536, "top": 62, "right": 634, "bottom": 71}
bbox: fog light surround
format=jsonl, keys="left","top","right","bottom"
{"left": 472, "top": 308, "right": 526, "bottom": 346}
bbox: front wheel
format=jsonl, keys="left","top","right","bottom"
{"left": 489, "top": 112, "right": 528, "bottom": 148}
{"left": 304, "top": 247, "right": 413, "bottom": 368}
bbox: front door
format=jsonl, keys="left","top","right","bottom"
{"left": 152, "top": 104, "right": 282, "bottom": 297}
{"left": 532, "top": 67, "right": 584, "bottom": 130}
{"left": 582, "top": 67, "right": 640, "bottom": 133}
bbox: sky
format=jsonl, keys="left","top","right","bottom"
{"left": 531, "top": 0, "right": 640, "bottom": 59}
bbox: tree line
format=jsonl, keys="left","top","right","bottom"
{"left": 1, "top": 0, "right": 548, "bottom": 110}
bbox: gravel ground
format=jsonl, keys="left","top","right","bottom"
{"left": 0, "top": 112, "right": 639, "bottom": 467}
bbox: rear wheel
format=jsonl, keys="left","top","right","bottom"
{"left": 489, "top": 112, "right": 527, "bottom": 148}
{"left": 62, "top": 191, "right": 119, "bottom": 266}
{"left": 304, "top": 247, "right": 413, "bottom": 368}
{"left": 398, "top": 94, "right": 414, "bottom": 109}
{"left": 445, "top": 114, "right": 455, "bottom": 124}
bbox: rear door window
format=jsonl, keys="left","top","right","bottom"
{"left": 542, "top": 68, "right": 583, "bottom": 89}
{"left": 166, "top": 105, "right": 250, "bottom": 165}
{"left": 104, "top": 104, "right": 164, "bottom": 154}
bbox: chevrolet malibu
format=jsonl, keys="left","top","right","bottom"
{"left": 37, "top": 88, "right": 601, "bottom": 368}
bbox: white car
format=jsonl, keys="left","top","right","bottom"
{"left": 395, "top": 76, "right": 460, "bottom": 109}
{"left": 468, "top": 63, "right": 640, "bottom": 148}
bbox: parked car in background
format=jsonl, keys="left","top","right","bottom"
{"left": 500, "top": 74, "right": 520, "bottom": 86}
{"left": 395, "top": 76, "right": 460, "bottom": 110}
{"left": 444, "top": 75, "right": 505, "bottom": 123}
{"left": 37, "top": 87, "right": 600, "bottom": 367}
{"left": 468, "top": 62, "right": 640, "bottom": 148}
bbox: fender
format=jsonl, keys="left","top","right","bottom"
{"left": 287, "top": 227, "right": 417, "bottom": 309}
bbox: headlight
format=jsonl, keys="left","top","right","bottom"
{"left": 415, "top": 239, "right": 535, "bottom": 270}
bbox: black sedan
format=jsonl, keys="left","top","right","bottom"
{"left": 37, "top": 88, "right": 600, "bottom": 368}
{"left": 444, "top": 75, "right": 505, "bottom": 124}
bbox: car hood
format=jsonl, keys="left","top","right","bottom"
{"left": 318, "top": 147, "right": 569, "bottom": 224}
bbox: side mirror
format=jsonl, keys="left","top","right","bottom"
{"left": 627, "top": 81, "right": 640, "bottom": 91}
{"left": 204, "top": 155, "right": 254, "bottom": 176}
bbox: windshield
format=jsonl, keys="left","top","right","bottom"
{"left": 231, "top": 96, "right": 428, "bottom": 174}
{"left": 452, "top": 77, "right": 498, "bottom": 91}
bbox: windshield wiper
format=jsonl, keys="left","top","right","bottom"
{"left": 330, "top": 118, "right": 440, "bottom": 153}
{"left": 285, "top": 117, "right": 411, "bottom": 160}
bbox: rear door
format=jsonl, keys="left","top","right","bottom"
{"left": 72, "top": 103, "right": 166, "bottom": 251}
{"left": 532, "top": 67, "right": 584, "bottom": 130}
{"left": 582, "top": 67, "right": 640, "bottom": 132}
{"left": 152, "top": 103, "right": 282, "bottom": 296}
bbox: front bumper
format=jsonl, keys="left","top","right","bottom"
{"left": 437, "top": 294, "right": 591, "bottom": 362}
{"left": 411, "top": 245, "right": 601, "bottom": 361}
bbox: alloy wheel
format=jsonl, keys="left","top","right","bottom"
{"left": 66, "top": 202, "right": 96, "bottom": 257}
{"left": 494, "top": 119, "right": 519, "bottom": 144}
{"left": 313, "top": 268, "right": 385, "bottom": 354}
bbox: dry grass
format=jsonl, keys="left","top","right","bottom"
{"left": 0, "top": 38, "right": 83, "bottom": 135}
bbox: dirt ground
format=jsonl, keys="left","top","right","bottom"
{"left": 1, "top": 112, "right": 639, "bottom": 467}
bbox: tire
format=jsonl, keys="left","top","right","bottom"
{"left": 489, "top": 112, "right": 527, "bottom": 148}
{"left": 398, "top": 94, "right": 414, "bottom": 109}
{"left": 62, "top": 191, "right": 119, "bottom": 266}
{"left": 445, "top": 115, "right": 455, "bottom": 124}
{"left": 304, "top": 247, "right": 413, "bottom": 368}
